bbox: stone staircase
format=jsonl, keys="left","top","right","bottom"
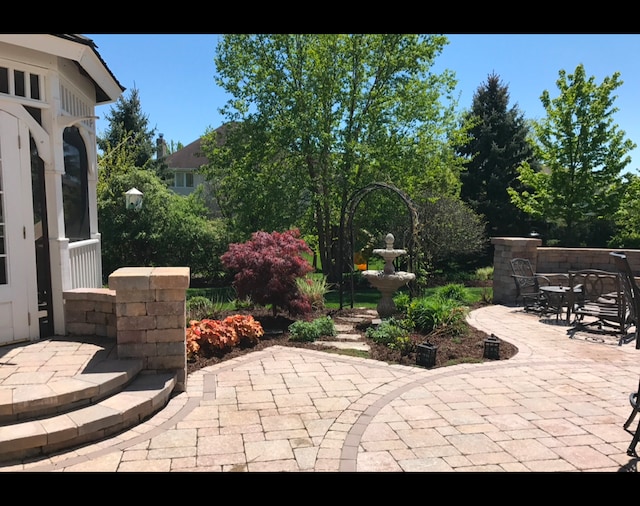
{"left": 0, "top": 338, "right": 177, "bottom": 464}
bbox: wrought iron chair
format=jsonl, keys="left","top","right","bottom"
{"left": 509, "top": 257, "right": 551, "bottom": 312}
{"left": 567, "top": 268, "right": 630, "bottom": 344}
{"left": 623, "top": 378, "right": 640, "bottom": 456}
{"left": 610, "top": 252, "right": 640, "bottom": 348}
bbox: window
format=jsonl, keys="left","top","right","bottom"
{"left": 174, "top": 171, "right": 195, "bottom": 188}
{"left": 0, "top": 67, "right": 8, "bottom": 94}
{"left": 14, "top": 70, "right": 25, "bottom": 97}
{"left": 30, "top": 74, "right": 40, "bottom": 100}
{"left": 0, "top": 63, "right": 43, "bottom": 101}
{"left": 62, "top": 127, "right": 89, "bottom": 242}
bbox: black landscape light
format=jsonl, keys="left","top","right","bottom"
{"left": 416, "top": 342, "right": 437, "bottom": 368}
{"left": 483, "top": 334, "right": 500, "bottom": 360}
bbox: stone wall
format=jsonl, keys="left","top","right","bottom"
{"left": 536, "top": 247, "right": 640, "bottom": 274}
{"left": 63, "top": 288, "right": 116, "bottom": 338}
{"left": 491, "top": 237, "right": 640, "bottom": 305}
{"left": 64, "top": 266, "right": 190, "bottom": 392}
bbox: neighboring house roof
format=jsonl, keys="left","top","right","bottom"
{"left": 165, "top": 137, "right": 208, "bottom": 170}
{"left": 164, "top": 123, "right": 234, "bottom": 169}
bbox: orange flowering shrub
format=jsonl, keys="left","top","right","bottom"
{"left": 186, "top": 315, "right": 264, "bottom": 359}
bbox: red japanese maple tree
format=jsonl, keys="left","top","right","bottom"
{"left": 221, "top": 229, "right": 314, "bottom": 316}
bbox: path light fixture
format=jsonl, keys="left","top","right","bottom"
{"left": 483, "top": 333, "right": 500, "bottom": 360}
{"left": 125, "top": 187, "right": 143, "bottom": 210}
{"left": 416, "top": 342, "right": 437, "bottom": 368}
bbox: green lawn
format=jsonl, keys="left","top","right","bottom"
{"left": 325, "top": 285, "right": 490, "bottom": 309}
{"left": 187, "top": 281, "right": 491, "bottom": 312}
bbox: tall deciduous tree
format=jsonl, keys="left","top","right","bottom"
{"left": 201, "top": 34, "right": 467, "bottom": 281}
{"left": 609, "top": 173, "right": 640, "bottom": 249}
{"left": 508, "top": 64, "right": 636, "bottom": 247}
{"left": 458, "top": 73, "right": 539, "bottom": 238}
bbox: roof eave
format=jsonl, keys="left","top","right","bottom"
{"left": 0, "top": 34, "right": 125, "bottom": 104}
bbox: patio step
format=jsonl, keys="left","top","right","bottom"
{"left": 0, "top": 368, "right": 177, "bottom": 464}
{"left": 0, "top": 358, "right": 144, "bottom": 423}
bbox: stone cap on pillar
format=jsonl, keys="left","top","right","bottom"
{"left": 109, "top": 267, "right": 190, "bottom": 291}
{"left": 491, "top": 237, "right": 542, "bottom": 247}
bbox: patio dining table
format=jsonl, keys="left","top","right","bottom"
{"left": 540, "top": 284, "right": 582, "bottom": 322}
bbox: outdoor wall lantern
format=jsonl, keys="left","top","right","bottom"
{"left": 125, "top": 187, "right": 143, "bottom": 210}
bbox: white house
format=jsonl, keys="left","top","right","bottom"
{"left": 0, "top": 34, "right": 124, "bottom": 344}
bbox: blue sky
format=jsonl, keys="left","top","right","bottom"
{"left": 86, "top": 33, "right": 640, "bottom": 172}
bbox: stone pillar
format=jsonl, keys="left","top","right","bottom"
{"left": 491, "top": 237, "right": 541, "bottom": 305}
{"left": 109, "top": 266, "right": 190, "bottom": 392}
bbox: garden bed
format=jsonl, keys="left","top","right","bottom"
{"left": 186, "top": 304, "right": 517, "bottom": 374}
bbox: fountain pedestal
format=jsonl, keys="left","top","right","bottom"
{"left": 362, "top": 233, "right": 415, "bottom": 318}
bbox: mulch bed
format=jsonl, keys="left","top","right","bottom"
{"left": 186, "top": 305, "right": 518, "bottom": 374}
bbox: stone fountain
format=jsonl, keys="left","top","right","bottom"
{"left": 362, "top": 233, "right": 415, "bottom": 318}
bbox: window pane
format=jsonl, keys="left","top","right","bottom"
{"left": 185, "top": 172, "right": 194, "bottom": 187}
{"left": 62, "top": 127, "right": 90, "bottom": 241}
{"left": 14, "top": 70, "right": 25, "bottom": 97}
{"left": 0, "top": 175, "right": 5, "bottom": 284}
{"left": 0, "top": 67, "right": 8, "bottom": 94}
{"left": 175, "top": 172, "right": 185, "bottom": 187}
{"left": 30, "top": 73, "right": 40, "bottom": 100}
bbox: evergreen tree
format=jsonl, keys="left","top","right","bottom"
{"left": 458, "top": 73, "right": 539, "bottom": 238}
{"left": 97, "top": 86, "right": 171, "bottom": 182}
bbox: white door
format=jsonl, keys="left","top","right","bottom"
{"left": 0, "top": 110, "right": 39, "bottom": 344}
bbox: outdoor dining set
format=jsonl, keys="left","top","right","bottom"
{"left": 510, "top": 251, "right": 640, "bottom": 456}
{"left": 510, "top": 252, "right": 640, "bottom": 345}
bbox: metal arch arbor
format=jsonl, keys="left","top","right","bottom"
{"left": 338, "top": 182, "right": 419, "bottom": 309}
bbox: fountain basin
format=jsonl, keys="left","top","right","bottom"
{"left": 371, "top": 248, "right": 408, "bottom": 274}
{"left": 362, "top": 270, "right": 415, "bottom": 318}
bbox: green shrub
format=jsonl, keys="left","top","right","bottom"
{"left": 312, "top": 316, "right": 336, "bottom": 337}
{"left": 436, "top": 305, "right": 471, "bottom": 337}
{"left": 434, "top": 283, "right": 472, "bottom": 304}
{"left": 186, "top": 294, "right": 228, "bottom": 324}
{"left": 288, "top": 316, "right": 336, "bottom": 342}
{"left": 474, "top": 266, "right": 493, "bottom": 281}
{"left": 365, "top": 317, "right": 409, "bottom": 346}
{"left": 391, "top": 335, "right": 414, "bottom": 354}
{"left": 393, "top": 292, "right": 411, "bottom": 314}
{"left": 232, "top": 295, "right": 255, "bottom": 310}
{"left": 406, "top": 296, "right": 468, "bottom": 334}
{"left": 296, "top": 275, "right": 331, "bottom": 310}
{"left": 186, "top": 296, "right": 214, "bottom": 322}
